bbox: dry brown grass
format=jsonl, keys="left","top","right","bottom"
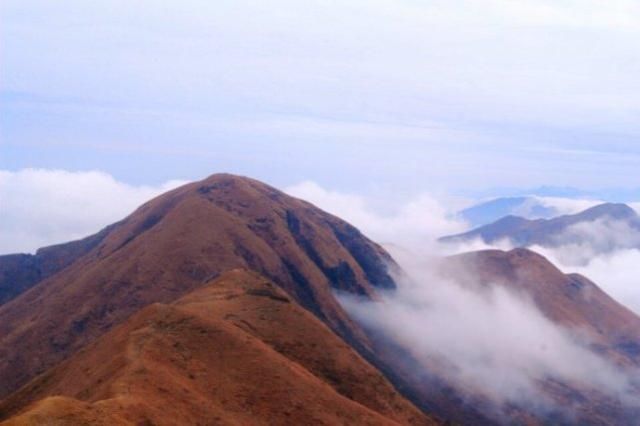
{"left": 0, "top": 173, "right": 396, "bottom": 399}
{"left": 1, "top": 270, "right": 435, "bottom": 425}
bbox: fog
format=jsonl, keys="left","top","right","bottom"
{"left": 532, "top": 219, "right": 640, "bottom": 315}
{"left": 467, "top": 214, "right": 640, "bottom": 315}
{"left": 3, "top": 171, "right": 639, "bottom": 418}
{"left": 290, "top": 181, "right": 640, "bottom": 419}
{"left": 340, "top": 252, "right": 636, "bottom": 414}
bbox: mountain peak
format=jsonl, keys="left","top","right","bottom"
{"left": 578, "top": 202, "right": 637, "bottom": 220}
{"left": 197, "top": 172, "right": 269, "bottom": 191}
{"left": 0, "top": 173, "right": 397, "bottom": 399}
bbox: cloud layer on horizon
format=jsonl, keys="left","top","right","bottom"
{"left": 286, "top": 180, "right": 469, "bottom": 252}
{"left": 0, "top": 169, "right": 184, "bottom": 254}
{"left": 4, "top": 169, "right": 640, "bottom": 324}
{"left": 289, "top": 180, "right": 640, "bottom": 319}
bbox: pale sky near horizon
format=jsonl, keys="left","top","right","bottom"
{"left": 2, "top": 0, "right": 640, "bottom": 197}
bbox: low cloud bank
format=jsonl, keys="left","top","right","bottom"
{"left": 519, "top": 196, "right": 603, "bottom": 217}
{"left": 290, "top": 181, "right": 640, "bottom": 418}
{"left": 286, "top": 181, "right": 468, "bottom": 252}
{"left": 449, "top": 204, "right": 640, "bottom": 316}
{"left": 4, "top": 172, "right": 639, "bottom": 417}
{"left": 0, "top": 169, "right": 185, "bottom": 254}
{"left": 340, "top": 252, "right": 636, "bottom": 415}
{"left": 536, "top": 244, "right": 640, "bottom": 315}
{"left": 472, "top": 216, "right": 640, "bottom": 315}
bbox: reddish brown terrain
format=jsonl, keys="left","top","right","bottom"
{"left": 0, "top": 270, "right": 434, "bottom": 425}
{"left": 353, "top": 249, "right": 640, "bottom": 425}
{"left": 0, "top": 173, "right": 398, "bottom": 402}
{"left": 0, "top": 227, "right": 111, "bottom": 306}
{"left": 442, "top": 248, "right": 640, "bottom": 365}
{"left": 3, "top": 172, "right": 640, "bottom": 424}
{"left": 433, "top": 248, "right": 640, "bottom": 423}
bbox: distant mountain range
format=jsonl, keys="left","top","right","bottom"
{"left": 1, "top": 174, "right": 640, "bottom": 424}
{"left": 444, "top": 203, "right": 640, "bottom": 253}
{"left": 458, "top": 196, "right": 561, "bottom": 227}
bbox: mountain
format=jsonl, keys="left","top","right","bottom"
{"left": 458, "top": 196, "right": 559, "bottom": 227}
{"left": 441, "top": 249, "right": 640, "bottom": 423}
{"left": 442, "top": 203, "right": 640, "bottom": 249}
{"left": 0, "top": 269, "right": 434, "bottom": 425}
{"left": 442, "top": 248, "right": 640, "bottom": 365}
{"left": 3, "top": 173, "right": 639, "bottom": 425}
{"left": 0, "top": 227, "right": 112, "bottom": 306}
{"left": 0, "top": 173, "right": 398, "bottom": 400}
{"left": 369, "top": 248, "right": 640, "bottom": 425}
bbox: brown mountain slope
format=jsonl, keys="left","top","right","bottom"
{"left": 0, "top": 270, "right": 435, "bottom": 426}
{"left": 0, "top": 227, "right": 112, "bottom": 306}
{"left": 0, "top": 173, "right": 396, "bottom": 399}
{"left": 441, "top": 248, "right": 640, "bottom": 364}
{"left": 359, "top": 248, "right": 640, "bottom": 425}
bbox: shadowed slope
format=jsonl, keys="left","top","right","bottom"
{"left": 0, "top": 227, "right": 112, "bottom": 306}
{"left": 0, "top": 270, "right": 435, "bottom": 426}
{"left": 0, "top": 173, "right": 397, "bottom": 399}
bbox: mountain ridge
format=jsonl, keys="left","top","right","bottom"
{"left": 442, "top": 202, "right": 640, "bottom": 248}
{"left": 0, "top": 226, "right": 113, "bottom": 306}
{"left": 0, "top": 173, "right": 398, "bottom": 400}
{"left": 0, "top": 269, "right": 435, "bottom": 425}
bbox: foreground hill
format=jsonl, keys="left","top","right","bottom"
{"left": 0, "top": 173, "right": 397, "bottom": 399}
{"left": 441, "top": 203, "right": 640, "bottom": 250}
{"left": 0, "top": 270, "right": 434, "bottom": 425}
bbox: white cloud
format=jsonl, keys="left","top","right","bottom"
{"left": 4, "top": 172, "right": 639, "bottom": 417}
{"left": 340, "top": 248, "right": 636, "bottom": 416}
{"left": 0, "top": 169, "right": 185, "bottom": 254}
{"left": 286, "top": 181, "right": 468, "bottom": 252}
{"left": 480, "top": 216, "right": 640, "bottom": 315}
{"left": 535, "top": 245, "right": 640, "bottom": 315}
{"left": 521, "top": 196, "right": 603, "bottom": 217}
{"left": 288, "top": 181, "right": 639, "bottom": 415}
{"left": 444, "top": 208, "right": 640, "bottom": 316}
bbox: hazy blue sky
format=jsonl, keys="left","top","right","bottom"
{"left": 2, "top": 0, "right": 640, "bottom": 196}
